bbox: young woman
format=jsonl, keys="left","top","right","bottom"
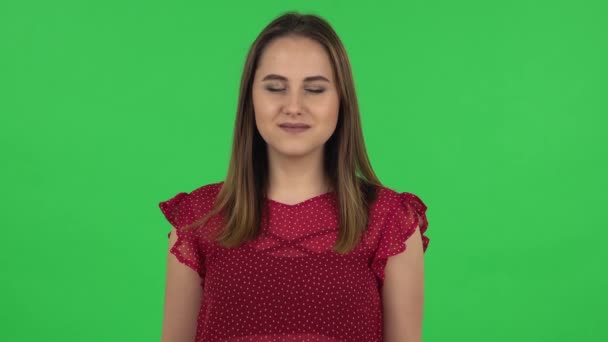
{"left": 160, "top": 11, "right": 430, "bottom": 342}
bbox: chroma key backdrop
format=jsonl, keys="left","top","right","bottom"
{"left": 1, "top": 1, "right": 606, "bottom": 341}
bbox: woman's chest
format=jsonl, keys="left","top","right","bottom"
{"left": 202, "top": 242, "right": 380, "bottom": 312}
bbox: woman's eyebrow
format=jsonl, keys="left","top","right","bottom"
{"left": 261, "top": 74, "right": 330, "bottom": 83}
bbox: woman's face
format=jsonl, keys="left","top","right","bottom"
{"left": 252, "top": 35, "right": 340, "bottom": 159}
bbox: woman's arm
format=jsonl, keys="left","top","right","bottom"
{"left": 382, "top": 225, "right": 425, "bottom": 342}
{"left": 161, "top": 227, "right": 203, "bottom": 342}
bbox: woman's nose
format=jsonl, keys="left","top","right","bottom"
{"left": 284, "top": 91, "right": 303, "bottom": 115}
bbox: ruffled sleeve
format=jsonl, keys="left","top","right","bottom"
{"left": 371, "top": 192, "right": 430, "bottom": 288}
{"left": 159, "top": 191, "right": 205, "bottom": 279}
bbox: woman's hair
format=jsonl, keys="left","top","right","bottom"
{"left": 184, "top": 11, "right": 383, "bottom": 254}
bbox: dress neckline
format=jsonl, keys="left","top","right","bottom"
{"left": 264, "top": 190, "right": 335, "bottom": 208}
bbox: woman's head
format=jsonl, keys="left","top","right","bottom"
{"left": 193, "top": 12, "right": 383, "bottom": 254}
{"left": 232, "top": 12, "right": 376, "bottom": 192}
{"left": 252, "top": 34, "right": 339, "bottom": 160}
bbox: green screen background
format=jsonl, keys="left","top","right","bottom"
{"left": 1, "top": 0, "right": 606, "bottom": 341}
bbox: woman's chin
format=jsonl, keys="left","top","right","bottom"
{"left": 269, "top": 145, "right": 319, "bottom": 158}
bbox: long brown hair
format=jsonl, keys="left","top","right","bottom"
{"left": 183, "top": 11, "right": 383, "bottom": 254}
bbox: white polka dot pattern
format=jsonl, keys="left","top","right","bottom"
{"left": 158, "top": 181, "right": 430, "bottom": 341}
{"left": 370, "top": 191, "right": 430, "bottom": 288}
{"left": 159, "top": 191, "right": 210, "bottom": 280}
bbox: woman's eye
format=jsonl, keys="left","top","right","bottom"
{"left": 306, "top": 88, "right": 325, "bottom": 93}
{"left": 264, "top": 86, "right": 325, "bottom": 94}
{"left": 265, "top": 87, "right": 286, "bottom": 92}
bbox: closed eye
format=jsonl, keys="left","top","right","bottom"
{"left": 306, "top": 88, "right": 325, "bottom": 93}
{"left": 265, "top": 87, "right": 326, "bottom": 94}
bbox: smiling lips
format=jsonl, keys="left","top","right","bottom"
{"left": 279, "top": 123, "right": 310, "bottom": 128}
{"left": 279, "top": 122, "right": 310, "bottom": 133}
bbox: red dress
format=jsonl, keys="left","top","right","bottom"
{"left": 159, "top": 181, "right": 430, "bottom": 342}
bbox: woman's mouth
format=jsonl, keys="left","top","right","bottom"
{"left": 279, "top": 123, "right": 311, "bottom": 133}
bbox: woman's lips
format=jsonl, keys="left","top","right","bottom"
{"left": 280, "top": 126, "right": 310, "bottom": 133}
{"left": 279, "top": 123, "right": 310, "bottom": 133}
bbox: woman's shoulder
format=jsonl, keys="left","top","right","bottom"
{"left": 368, "top": 184, "right": 431, "bottom": 285}
{"left": 370, "top": 184, "right": 428, "bottom": 221}
{"left": 158, "top": 180, "right": 224, "bottom": 229}
{"left": 186, "top": 180, "right": 224, "bottom": 204}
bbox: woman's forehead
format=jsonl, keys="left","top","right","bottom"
{"left": 256, "top": 37, "right": 334, "bottom": 81}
